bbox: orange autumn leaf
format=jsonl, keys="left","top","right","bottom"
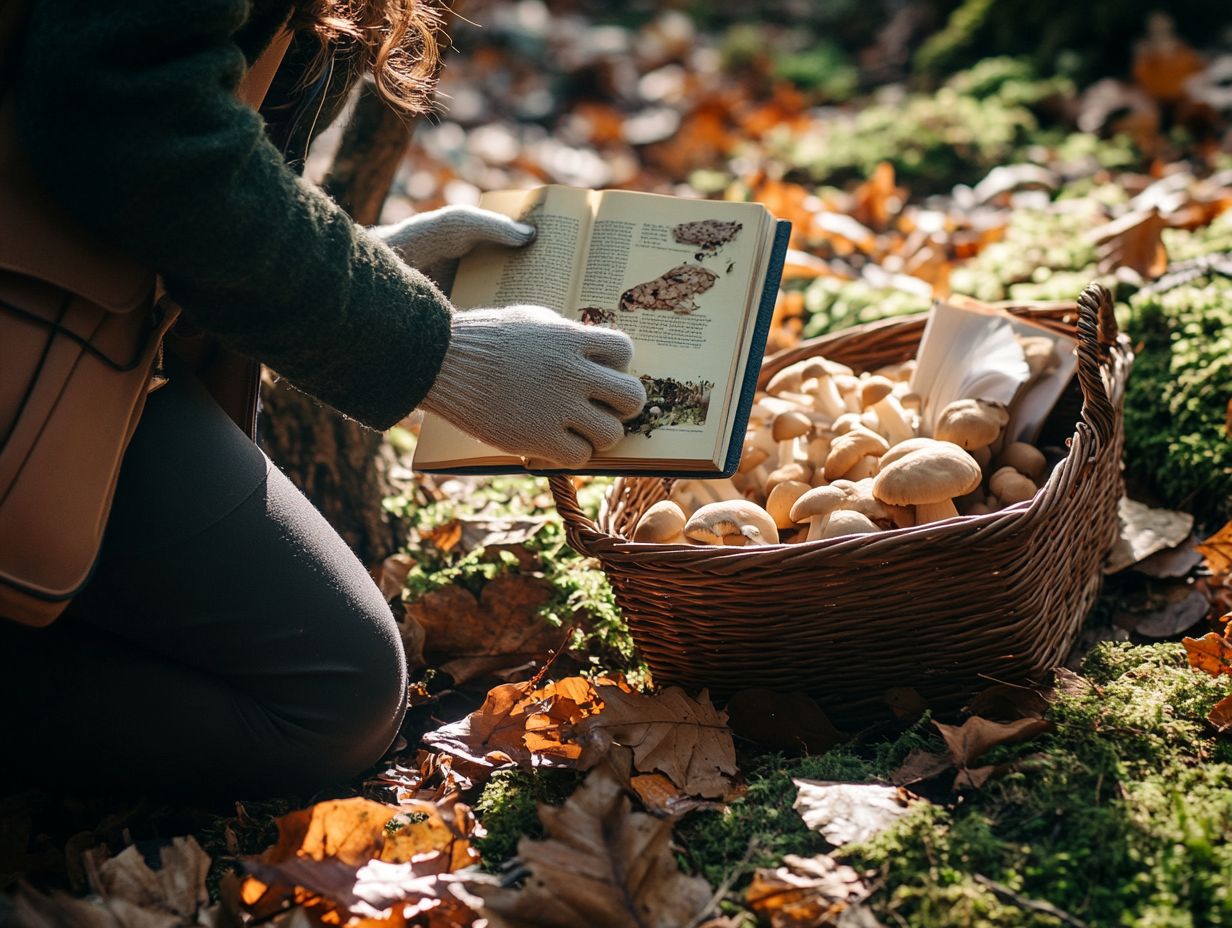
{"left": 1196, "top": 520, "right": 1232, "bottom": 577}
{"left": 1182, "top": 633, "right": 1232, "bottom": 677}
{"left": 852, "top": 161, "right": 905, "bottom": 230}
{"left": 1209, "top": 693, "right": 1232, "bottom": 734}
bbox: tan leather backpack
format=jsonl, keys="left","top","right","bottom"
{"left": 0, "top": 11, "right": 292, "bottom": 626}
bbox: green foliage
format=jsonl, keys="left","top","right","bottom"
{"left": 798, "top": 277, "right": 931, "bottom": 339}
{"left": 845, "top": 643, "right": 1232, "bottom": 927}
{"left": 1122, "top": 275, "right": 1232, "bottom": 525}
{"left": 473, "top": 769, "right": 583, "bottom": 868}
{"left": 772, "top": 43, "right": 858, "bottom": 102}
{"left": 385, "top": 475, "right": 642, "bottom": 675}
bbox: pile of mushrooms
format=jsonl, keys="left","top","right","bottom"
{"left": 632, "top": 347, "right": 1056, "bottom": 547}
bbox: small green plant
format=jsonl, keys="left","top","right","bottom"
{"left": 473, "top": 769, "right": 583, "bottom": 867}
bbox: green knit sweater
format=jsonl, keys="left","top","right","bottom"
{"left": 13, "top": 0, "right": 452, "bottom": 430}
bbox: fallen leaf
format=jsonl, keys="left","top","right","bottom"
{"left": 373, "top": 553, "right": 416, "bottom": 602}
{"left": 746, "top": 853, "right": 868, "bottom": 928}
{"left": 1104, "top": 497, "right": 1194, "bottom": 573}
{"left": 933, "top": 716, "right": 1050, "bottom": 768}
{"left": 725, "top": 688, "right": 843, "bottom": 753}
{"left": 1133, "top": 15, "right": 1205, "bottom": 103}
{"left": 407, "top": 575, "right": 563, "bottom": 685}
{"left": 1197, "top": 521, "right": 1232, "bottom": 577}
{"left": 1182, "top": 632, "right": 1232, "bottom": 677}
{"left": 1208, "top": 694, "right": 1232, "bottom": 733}
{"left": 240, "top": 798, "right": 479, "bottom": 922}
{"left": 422, "top": 678, "right": 604, "bottom": 776}
{"left": 963, "top": 685, "right": 1049, "bottom": 721}
{"left": 1051, "top": 667, "right": 1096, "bottom": 698}
{"left": 1113, "top": 585, "right": 1208, "bottom": 639}
{"left": 629, "top": 773, "right": 727, "bottom": 817}
{"left": 885, "top": 749, "right": 952, "bottom": 787}
{"left": 1087, "top": 208, "right": 1168, "bottom": 280}
{"left": 570, "top": 685, "right": 737, "bottom": 798}
{"left": 471, "top": 766, "right": 713, "bottom": 928}
{"left": 851, "top": 162, "right": 904, "bottom": 230}
{"left": 792, "top": 781, "right": 917, "bottom": 848}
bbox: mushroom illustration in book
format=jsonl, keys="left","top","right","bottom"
{"left": 673, "top": 218, "right": 743, "bottom": 262}
{"left": 619, "top": 264, "right": 719, "bottom": 314}
{"left": 623, "top": 374, "right": 714, "bottom": 437}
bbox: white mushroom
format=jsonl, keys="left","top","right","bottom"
{"left": 684, "top": 499, "right": 780, "bottom": 546}
{"left": 633, "top": 500, "right": 688, "bottom": 544}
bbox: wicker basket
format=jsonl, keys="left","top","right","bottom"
{"left": 549, "top": 284, "right": 1133, "bottom": 721}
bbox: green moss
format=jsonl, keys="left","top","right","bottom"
{"left": 798, "top": 276, "right": 931, "bottom": 338}
{"left": 1122, "top": 276, "right": 1232, "bottom": 525}
{"left": 844, "top": 644, "right": 1232, "bottom": 927}
{"left": 772, "top": 43, "right": 858, "bottom": 102}
{"left": 385, "top": 475, "right": 643, "bottom": 676}
{"left": 473, "top": 769, "right": 582, "bottom": 868}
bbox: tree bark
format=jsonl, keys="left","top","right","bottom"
{"left": 259, "top": 83, "right": 414, "bottom": 567}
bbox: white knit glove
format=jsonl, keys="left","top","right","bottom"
{"left": 421, "top": 305, "right": 647, "bottom": 469}
{"left": 372, "top": 205, "right": 536, "bottom": 292}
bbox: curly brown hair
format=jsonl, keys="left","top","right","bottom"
{"left": 293, "top": 0, "right": 447, "bottom": 116}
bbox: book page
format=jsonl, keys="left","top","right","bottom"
{"left": 573, "top": 191, "right": 770, "bottom": 464}
{"left": 449, "top": 186, "right": 592, "bottom": 313}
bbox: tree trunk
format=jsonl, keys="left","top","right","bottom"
{"left": 259, "top": 83, "right": 415, "bottom": 567}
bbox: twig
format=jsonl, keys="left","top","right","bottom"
{"left": 686, "top": 837, "right": 760, "bottom": 928}
{"left": 973, "top": 873, "right": 1090, "bottom": 928}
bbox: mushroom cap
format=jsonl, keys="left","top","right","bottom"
{"left": 789, "top": 484, "right": 847, "bottom": 524}
{"left": 684, "top": 499, "right": 780, "bottom": 545}
{"left": 824, "top": 427, "right": 891, "bottom": 480}
{"left": 766, "top": 480, "right": 811, "bottom": 528}
{"left": 765, "top": 461, "right": 812, "bottom": 494}
{"left": 934, "top": 398, "right": 1010, "bottom": 450}
{"left": 818, "top": 509, "right": 879, "bottom": 539}
{"left": 772, "top": 409, "right": 813, "bottom": 442}
{"left": 872, "top": 442, "right": 982, "bottom": 506}
{"left": 632, "top": 500, "right": 688, "bottom": 543}
{"left": 997, "top": 442, "right": 1047, "bottom": 482}
{"left": 1016, "top": 336, "right": 1055, "bottom": 377}
{"left": 879, "top": 437, "right": 944, "bottom": 470}
{"left": 989, "top": 466, "right": 1037, "bottom": 505}
{"left": 823, "top": 478, "right": 895, "bottom": 524}
{"left": 831, "top": 412, "right": 863, "bottom": 434}
{"left": 860, "top": 375, "right": 895, "bottom": 408}
{"left": 738, "top": 445, "right": 770, "bottom": 474}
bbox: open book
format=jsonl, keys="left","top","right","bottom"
{"left": 413, "top": 185, "right": 790, "bottom": 476}
{"left": 912, "top": 295, "right": 1079, "bottom": 444}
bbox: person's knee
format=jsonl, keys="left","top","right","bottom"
{"left": 278, "top": 583, "right": 409, "bottom": 789}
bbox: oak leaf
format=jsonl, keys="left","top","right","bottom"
{"left": 422, "top": 677, "right": 605, "bottom": 776}
{"left": 240, "top": 797, "right": 478, "bottom": 923}
{"left": 1208, "top": 693, "right": 1232, "bottom": 734}
{"left": 933, "top": 716, "right": 1050, "bottom": 769}
{"left": 570, "top": 685, "right": 737, "bottom": 797}
{"left": 1182, "top": 633, "right": 1232, "bottom": 677}
{"left": 406, "top": 575, "right": 562, "bottom": 685}
{"left": 471, "top": 766, "right": 713, "bottom": 928}
{"left": 1196, "top": 520, "right": 1232, "bottom": 578}
{"left": 1105, "top": 497, "right": 1194, "bottom": 573}
{"left": 746, "top": 853, "right": 869, "bottom": 928}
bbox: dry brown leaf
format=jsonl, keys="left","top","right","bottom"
{"left": 725, "top": 688, "right": 843, "bottom": 753}
{"left": 1182, "top": 632, "right": 1232, "bottom": 677}
{"left": 373, "top": 553, "right": 417, "bottom": 602}
{"left": 1133, "top": 18, "right": 1205, "bottom": 103}
{"left": 933, "top": 716, "right": 1050, "bottom": 768}
{"left": 406, "top": 575, "right": 562, "bottom": 685}
{"left": 852, "top": 162, "right": 904, "bottom": 230}
{"left": 471, "top": 766, "right": 713, "bottom": 928}
{"left": 422, "top": 677, "right": 606, "bottom": 776}
{"left": 1197, "top": 520, "right": 1232, "bottom": 577}
{"left": 1113, "top": 585, "right": 1208, "bottom": 639}
{"left": 963, "top": 685, "right": 1049, "bottom": 721}
{"left": 952, "top": 765, "right": 1000, "bottom": 790}
{"left": 570, "top": 685, "right": 737, "bottom": 798}
{"left": 1105, "top": 497, "right": 1195, "bottom": 573}
{"left": 792, "top": 781, "right": 917, "bottom": 848}
{"left": 746, "top": 853, "right": 868, "bottom": 928}
{"left": 1087, "top": 208, "right": 1168, "bottom": 279}
{"left": 883, "top": 687, "right": 928, "bottom": 722}
{"left": 629, "top": 773, "right": 730, "bottom": 818}
{"left": 1208, "top": 693, "right": 1232, "bottom": 734}
{"left": 1134, "top": 534, "right": 1204, "bottom": 578}
{"left": 885, "top": 748, "right": 952, "bottom": 787}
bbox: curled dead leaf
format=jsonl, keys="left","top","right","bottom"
{"left": 1207, "top": 693, "right": 1232, "bottom": 734}
{"left": 1182, "top": 633, "right": 1232, "bottom": 677}
{"left": 933, "top": 716, "right": 1050, "bottom": 769}
{"left": 792, "top": 781, "right": 918, "bottom": 848}
{"left": 746, "top": 853, "right": 869, "bottom": 928}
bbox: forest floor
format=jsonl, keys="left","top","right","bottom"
{"left": 5, "top": 3, "right": 1232, "bottom": 927}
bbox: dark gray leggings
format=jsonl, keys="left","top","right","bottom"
{"left": 0, "top": 365, "right": 408, "bottom": 797}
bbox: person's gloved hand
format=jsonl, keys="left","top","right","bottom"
{"left": 372, "top": 205, "right": 536, "bottom": 292}
{"left": 421, "top": 305, "right": 647, "bottom": 469}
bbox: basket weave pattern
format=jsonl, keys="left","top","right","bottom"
{"left": 550, "top": 285, "right": 1132, "bottom": 719}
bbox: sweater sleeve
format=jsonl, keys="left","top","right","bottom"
{"left": 13, "top": 0, "right": 452, "bottom": 430}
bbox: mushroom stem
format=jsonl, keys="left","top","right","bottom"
{"left": 805, "top": 513, "right": 833, "bottom": 541}
{"left": 871, "top": 396, "right": 915, "bottom": 445}
{"left": 915, "top": 499, "right": 960, "bottom": 523}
